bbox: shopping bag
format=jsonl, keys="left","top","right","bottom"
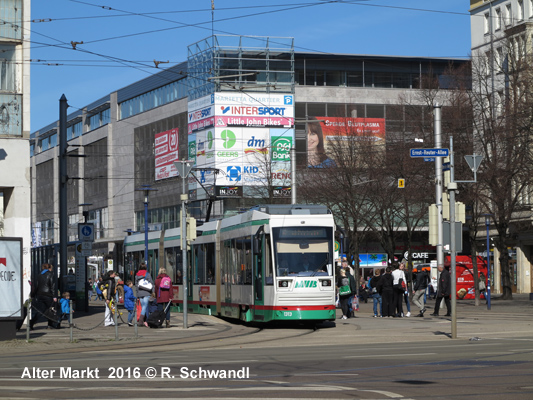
{"left": 352, "top": 296, "right": 359, "bottom": 312}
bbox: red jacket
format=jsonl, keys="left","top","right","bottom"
{"left": 155, "top": 274, "right": 174, "bottom": 303}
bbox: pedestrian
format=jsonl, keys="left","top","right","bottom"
{"left": 336, "top": 268, "right": 352, "bottom": 320}
{"left": 431, "top": 265, "right": 452, "bottom": 317}
{"left": 30, "top": 263, "right": 59, "bottom": 330}
{"left": 95, "top": 276, "right": 104, "bottom": 300}
{"left": 59, "top": 292, "right": 72, "bottom": 320}
{"left": 123, "top": 280, "right": 136, "bottom": 326}
{"left": 391, "top": 262, "right": 407, "bottom": 317}
{"left": 87, "top": 278, "right": 94, "bottom": 301}
{"left": 479, "top": 272, "right": 487, "bottom": 301}
{"left": 346, "top": 267, "right": 358, "bottom": 318}
{"left": 377, "top": 267, "right": 394, "bottom": 317}
{"left": 135, "top": 262, "right": 154, "bottom": 327}
{"left": 370, "top": 269, "right": 382, "bottom": 317}
{"left": 155, "top": 267, "right": 174, "bottom": 328}
{"left": 101, "top": 270, "right": 118, "bottom": 326}
{"left": 412, "top": 266, "right": 430, "bottom": 317}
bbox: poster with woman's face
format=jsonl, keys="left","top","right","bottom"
{"left": 307, "top": 116, "right": 385, "bottom": 168}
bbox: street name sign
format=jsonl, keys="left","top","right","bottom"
{"left": 410, "top": 148, "right": 449, "bottom": 158}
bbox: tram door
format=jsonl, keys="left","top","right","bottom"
{"left": 253, "top": 230, "right": 265, "bottom": 318}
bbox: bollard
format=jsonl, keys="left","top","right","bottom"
{"left": 114, "top": 302, "right": 118, "bottom": 341}
{"left": 69, "top": 299, "right": 73, "bottom": 343}
{"left": 134, "top": 299, "right": 138, "bottom": 339}
{"left": 26, "top": 300, "right": 30, "bottom": 343}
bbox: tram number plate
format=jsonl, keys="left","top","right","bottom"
{"left": 283, "top": 312, "right": 292, "bottom": 317}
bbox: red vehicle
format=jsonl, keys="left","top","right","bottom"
{"left": 444, "top": 256, "right": 487, "bottom": 300}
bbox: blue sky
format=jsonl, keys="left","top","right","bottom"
{"left": 30, "top": 0, "right": 472, "bottom": 131}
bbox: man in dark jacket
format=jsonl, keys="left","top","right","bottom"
{"left": 431, "top": 265, "right": 451, "bottom": 317}
{"left": 102, "top": 271, "right": 117, "bottom": 326}
{"left": 30, "top": 263, "right": 58, "bottom": 329}
{"left": 412, "top": 266, "right": 430, "bottom": 317}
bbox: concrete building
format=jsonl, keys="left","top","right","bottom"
{"left": 29, "top": 35, "right": 467, "bottom": 278}
{"left": 469, "top": 0, "right": 533, "bottom": 295}
{"left": 0, "top": 0, "right": 31, "bottom": 302}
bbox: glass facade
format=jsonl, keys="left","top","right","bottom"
{"left": 119, "top": 80, "right": 187, "bottom": 119}
{"left": 88, "top": 108, "right": 110, "bottom": 131}
{"left": 67, "top": 121, "right": 82, "bottom": 140}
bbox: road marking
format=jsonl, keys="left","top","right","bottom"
{"left": 293, "top": 373, "right": 359, "bottom": 376}
{"left": 224, "top": 385, "right": 353, "bottom": 391}
{"left": 345, "top": 353, "right": 436, "bottom": 359}
{"left": 158, "top": 359, "right": 258, "bottom": 366}
{"left": 360, "top": 389, "right": 406, "bottom": 398}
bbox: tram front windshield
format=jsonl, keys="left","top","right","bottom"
{"left": 273, "top": 226, "right": 333, "bottom": 277}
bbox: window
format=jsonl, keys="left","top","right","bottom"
{"left": 495, "top": 8, "right": 502, "bottom": 30}
{"left": 505, "top": 3, "right": 512, "bottom": 25}
{"left": 88, "top": 108, "right": 110, "bottom": 131}
{"left": 518, "top": 0, "right": 524, "bottom": 20}
{"left": 496, "top": 47, "right": 504, "bottom": 71}
{"left": 530, "top": 0, "right": 533, "bottom": 18}
{"left": 67, "top": 121, "right": 82, "bottom": 140}
{"left": 484, "top": 12, "right": 490, "bottom": 34}
{"left": 0, "top": 45, "right": 15, "bottom": 91}
{"left": 30, "top": 143, "right": 34, "bottom": 157}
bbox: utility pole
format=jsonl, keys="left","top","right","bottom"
{"left": 434, "top": 105, "right": 444, "bottom": 271}
{"left": 448, "top": 137, "right": 458, "bottom": 339}
{"left": 59, "top": 95, "right": 68, "bottom": 292}
{"left": 291, "top": 147, "right": 296, "bottom": 204}
{"left": 174, "top": 161, "right": 193, "bottom": 329}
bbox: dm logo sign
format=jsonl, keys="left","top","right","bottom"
{"left": 221, "top": 129, "right": 237, "bottom": 149}
{"left": 271, "top": 136, "right": 292, "bottom": 162}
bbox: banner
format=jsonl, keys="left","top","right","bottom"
{"left": 0, "top": 238, "right": 22, "bottom": 318}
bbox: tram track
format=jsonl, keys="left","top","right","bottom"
{"left": 8, "top": 316, "right": 323, "bottom": 358}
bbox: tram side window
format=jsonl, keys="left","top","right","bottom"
{"left": 175, "top": 249, "right": 183, "bottom": 284}
{"left": 265, "top": 236, "right": 273, "bottom": 285}
{"left": 206, "top": 242, "right": 215, "bottom": 284}
{"left": 195, "top": 244, "right": 206, "bottom": 284}
{"left": 165, "top": 248, "right": 175, "bottom": 284}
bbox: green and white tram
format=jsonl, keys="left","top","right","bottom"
{"left": 124, "top": 204, "right": 336, "bottom": 323}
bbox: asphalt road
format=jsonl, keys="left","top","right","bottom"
{"left": 1, "top": 327, "right": 533, "bottom": 399}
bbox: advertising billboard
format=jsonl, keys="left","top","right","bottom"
{"left": 0, "top": 238, "right": 23, "bottom": 318}
{"left": 187, "top": 92, "right": 294, "bottom": 198}
{"left": 307, "top": 116, "right": 385, "bottom": 168}
{"left": 155, "top": 128, "right": 179, "bottom": 181}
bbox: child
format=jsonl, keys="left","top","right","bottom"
{"left": 60, "top": 292, "right": 71, "bottom": 320}
{"left": 123, "top": 280, "right": 137, "bottom": 326}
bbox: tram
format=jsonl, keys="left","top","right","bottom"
{"left": 124, "top": 204, "right": 336, "bottom": 323}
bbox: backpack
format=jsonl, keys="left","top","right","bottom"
{"left": 160, "top": 276, "right": 172, "bottom": 289}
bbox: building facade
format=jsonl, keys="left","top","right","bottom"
{"left": 470, "top": 0, "right": 533, "bottom": 295}
{"left": 0, "top": 0, "right": 31, "bottom": 300}
{"left": 30, "top": 35, "right": 467, "bottom": 280}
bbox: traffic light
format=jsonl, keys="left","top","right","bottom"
{"left": 186, "top": 217, "right": 197, "bottom": 241}
{"left": 398, "top": 178, "right": 405, "bottom": 188}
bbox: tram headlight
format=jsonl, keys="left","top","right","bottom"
{"left": 320, "top": 279, "right": 332, "bottom": 287}
{"left": 278, "top": 280, "right": 290, "bottom": 288}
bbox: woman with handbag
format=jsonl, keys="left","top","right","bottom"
{"left": 337, "top": 268, "right": 352, "bottom": 320}
{"left": 135, "top": 262, "right": 154, "bottom": 327}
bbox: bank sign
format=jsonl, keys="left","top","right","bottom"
{"left": 0, "top": 238, "right": 22, "bottom": 318}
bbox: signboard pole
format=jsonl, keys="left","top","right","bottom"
{"left": 175, "top": 161, "right": 193, "bottom": 329}
{"left": 434, "top": 105, "right": 444, "bottom": 279}
{"left": 448, "top": 137, "right": 458, "bottom": 339}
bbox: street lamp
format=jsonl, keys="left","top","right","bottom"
{"left": 135, "top": 185, "right": 158, "bottom": 265}
{"left": 484, "top": 214, "right": 492, "bottom": 310}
